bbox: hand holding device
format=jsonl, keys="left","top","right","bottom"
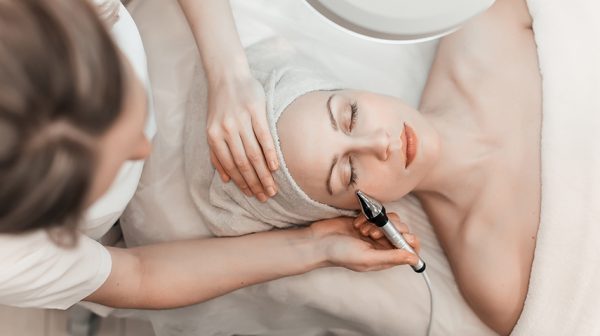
{"left": 355, "top": 190, "right": 426, "bottom": 273}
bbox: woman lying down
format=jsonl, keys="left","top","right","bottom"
{"left": 133, "top": 0, "right": 539, "bottom": 334}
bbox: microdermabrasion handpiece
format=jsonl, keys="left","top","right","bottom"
{"left": 356, "top": 190, "right": 426, "bottom": 273}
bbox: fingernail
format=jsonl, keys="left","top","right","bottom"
{"left": 269, "top": 160, "right": 278, "bottom": 171}
{"left": 221, "top": 174, "right": 230, "bottom": 182}
{"left": 257, "top": 193, "right": 268, "bottom": 202}
{"left": 266, "top": 186, "right": 277, "bottom": 197}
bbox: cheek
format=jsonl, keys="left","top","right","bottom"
{"left": 357, "top": 160, "right": 414, "bottom": 201}
{"left": 330, "top": 192, "right": 361, "bottom": 210}
{"left": 361, "top": 96, "right": 405, "bottom": 123}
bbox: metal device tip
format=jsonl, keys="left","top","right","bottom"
{"left": 355, "top": 190, "right": 384, "bottom": 220}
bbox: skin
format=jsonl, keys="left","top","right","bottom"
{"left": 179, "top": 0, "right": 279, "bottom": 202}
{"left": 84, "top": 51, "right": 422, "bottom": 309}
{"left": 278, "top": 0, "right": 541, "bottom": 334}
{"left": 278, "top": 90, "right": 440, "bottom": 209}
{"left": 85, "top": 55, "right": 152, "bottom": 206}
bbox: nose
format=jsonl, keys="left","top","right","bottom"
{"left": 349, "top": 129, "right": 390, "bottom": 160}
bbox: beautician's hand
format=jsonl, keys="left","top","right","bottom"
{"left": 206, "top": 72, "right": 279, "bottom": 202}
{"left": 178, "top": 0, "right": 279, "bottom": 201}
{"left": 352, "top": 212, "right": 421, "bottom": 252}
{"left": 310, "top": 216, "right": 421, "bottom": 272}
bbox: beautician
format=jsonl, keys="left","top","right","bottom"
{"left": 0, "top": 0, "right": 419, "bottom": 311}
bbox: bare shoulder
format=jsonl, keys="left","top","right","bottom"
{"left": 464, "top": 0, "right": 533, "bottom": 34}
{"left": 451, "top": 251, "right": 523, "bottom": 335}
{"left": 439, "top": 0, "right": 534, "bottom": 60}
{"left": 421, "top": 0, "right": 539, "bottom": 112}
{"left": 450, "top": 213, "right": 530, "bottom": 335}
{"left": 487, "top": 0, "right": 533, "bottom": 29}
{"left": 454, "top": 249, "right": 527, "bottom": 334}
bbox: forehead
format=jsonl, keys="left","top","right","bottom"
{"left": 277, "top": 90, "right": 338, "bottom": 201}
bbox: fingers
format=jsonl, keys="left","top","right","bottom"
{"left": 251, "top": 106, "right": 279, "bottom": 172}
{"left": 352, "top": 214, "right": 368, "bottom": 228}
{"left": 240, "top": 126, "right": 277, "bottom": 198}
{"left": 225, "top": 132, "right": 268, "bottom": 202}
{"left": 353, "top": 215, "right": 382, "bottom": 240}
{"left": 354, "top": 212, "right": 407, "bottom": 231}
{"left": 210, "top": 150, "right": 230, "bottom": 183}
{"left": 354, "top": 212, "right": 409, "bottom": 238}
{"left": 354, "top": 215, "right": 380, "bottom": 239}
{"left": 209, "top": 126, "right": 271, "bottom": 201}
{"left": 371, "top": 229, "right": 384, "bottom": 240}
{"left": 205, "top": 92, "right": 278, "bottom": 201}
{"left": 387, "top": 213, "right": 420, "bottom": 252}
{"left": 209, "top": 138, "right": 252, "bottom": 197}
{"left": 387, "top": 212, "right": 401, "bottom": 223}
{"left": 353, "top": 212, "right": 420, "bottom": 252}
{"left": 402, "top": 233, "right": 421, "bottom": 253}
{"left": 387, "top": 212, "right": 409, "bottom": 232}
{"left": 360, "top": 249, "right": 419, "bottom": 270}
{"left": 384, "top": 249, "right": 419, "bottom": 267}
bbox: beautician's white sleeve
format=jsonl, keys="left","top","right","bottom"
{"left": 0, "top": 231, "right": 111, "bottom": 309}
{"left": 0, "top": 1, "right": 154, "bottom": 311}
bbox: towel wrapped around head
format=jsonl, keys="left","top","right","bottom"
{"left": 183, "top": 38, "right": 355, "bottom": 236}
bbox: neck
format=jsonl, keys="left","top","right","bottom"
{"left": 413, "top": 105, "right": 496, "bottom": 208}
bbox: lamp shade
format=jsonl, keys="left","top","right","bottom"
{"left": 304, "top": 0, "right": 495, "bottom": 43}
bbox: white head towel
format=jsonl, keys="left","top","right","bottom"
{"left": 183, "top": 38, "right": 354, "bottom": 236}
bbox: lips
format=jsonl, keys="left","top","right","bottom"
{"left": 403, "top": 123, "right": 418, "bottom": 168}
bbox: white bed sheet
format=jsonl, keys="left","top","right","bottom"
{"left": 121, "top": 0, "right": 495, "bottom": 335}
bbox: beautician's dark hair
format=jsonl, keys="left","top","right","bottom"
{"left": 0, "top": 0, "right": 124, "bottom": 242}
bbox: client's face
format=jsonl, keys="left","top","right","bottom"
{"left": 278, "top": 90, "right": 439, "bottom": 209}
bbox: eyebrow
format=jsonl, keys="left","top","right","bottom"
{"left": 326, "top": 155, "right": 338, "bottom": 196}
{"left": 327, "top": 94, "right": 338, "bottom": 131}
{"left": 325, "top": 94, "right": 340, "bottom": 196}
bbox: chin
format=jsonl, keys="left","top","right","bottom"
{"left": 358, "top": 187, "right": 409, "bottom": 206}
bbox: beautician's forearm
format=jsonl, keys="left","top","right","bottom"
{"left": 86, "top": 228, "right": 326, "bottom": 309}
{"left": 177, "top": 0, "right": 250, "bottom": 82}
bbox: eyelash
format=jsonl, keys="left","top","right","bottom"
{"left": 349, "top": 102, "right": 358, "bottom": 131}
{"left": 349, "top": 156, "right": 358, "bottom": 187}
{"left": 347, "top": 101, "right": 359, "bottom": 188}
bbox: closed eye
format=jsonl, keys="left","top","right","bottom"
{"left": 348, "top": 156, "right": 358, "bottom": 188}
{"left": 349, "top": 102, "right": 358, "bottom": 131}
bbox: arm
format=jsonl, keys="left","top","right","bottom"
{"left": 177, "top": 0, "right": 279, "bottom": 202}
{"left": 178, "top": 0, "right": 248, "bottom": 84}
{"left": 85, "top": 216, "right": 419, "bottom": 309}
